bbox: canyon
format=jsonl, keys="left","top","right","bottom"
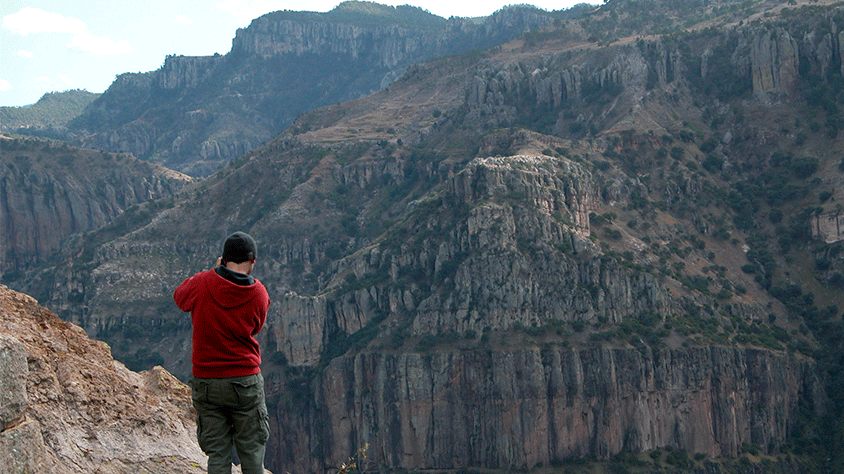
{"left": 4, "top": 0, "right": 844, "bottom": 472}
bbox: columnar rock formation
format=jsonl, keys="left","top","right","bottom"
{"left": 273, "top": 346, "right": 823, "bottom": 471}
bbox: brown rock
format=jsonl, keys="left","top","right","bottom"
{"left": 272, "top": 346, "right": 824, "bottom": 472}
{"left": 0, "top": 284, "right": 206, "bottom": 473}
{"left": 0, "top": 334, "right": 28, "bottom": 431}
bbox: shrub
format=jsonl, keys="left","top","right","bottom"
{"left": 819, "top": 190, "right": 833, "bottom": 202}
{"left": 665, "top": 449, "right": 693, "bottom": 468}
{"left": 792, "top": 156, "right": 819, "bottom": 178}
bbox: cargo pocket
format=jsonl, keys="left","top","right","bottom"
{"left": 190, "top": 378, "right": 211, "bottom": 403}
{"left": 257, "top": 403, "right": 270, "bottom": 444}
{"left": 232, "top": 375, "right": 263, "bottom": 407}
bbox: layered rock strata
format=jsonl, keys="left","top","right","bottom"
{"left": 0, "top": 136, "right": 191, "bottom": 273}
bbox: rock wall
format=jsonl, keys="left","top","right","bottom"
{"left": 0, "top": 138, "right": 191, "bottom": 273}
{"left": 749, "top": 28, "right": 800, "bottom": 101}
{"left": 232, "top": 5, "right": 555, "bottom": 66}
{"left": 812, "top": 210, "right": 844, "bottom": 243}
{"left": 267, "top": 346, "right": 824, "bottom": 472}
{"left": 463, "top": 13, "right": 844, "bottom": 131}
{"left": 156, "top": 54, "right": 225, "bottom": 90}
{"left": 269, "top": 153, "right": 606, "bottom": 366}
{"left": 234, "top": 18, "right": 432, "bottom": 68}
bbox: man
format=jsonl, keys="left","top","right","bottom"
{"left": 174, "top": 231, "right": 271, "bottom": 474}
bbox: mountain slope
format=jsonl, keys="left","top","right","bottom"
{"left": 0, "top": 135, "right": 192, "bottom": 279}
{"left": 65, "top": 1, "right": 576, "bottom": 176}
{"left": 0, "top": 90, "right": 99, "bottom": 133}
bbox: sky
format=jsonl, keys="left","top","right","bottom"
{"left": 0, "top": 1, "right": 597, "bottom": 108}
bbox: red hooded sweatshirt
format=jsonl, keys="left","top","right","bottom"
{"left": 174, "top": 269, "right": 270, "bottom": 378}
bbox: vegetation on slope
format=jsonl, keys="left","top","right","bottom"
{"left": 0, "top": 89, "right": 99, "bottom": 132}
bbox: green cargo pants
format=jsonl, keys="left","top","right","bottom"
{"left": 190, "top": 373, "right": 270, "bottom": 474}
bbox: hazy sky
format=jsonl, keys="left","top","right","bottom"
{"left": 0, "top": 1, "right": 598, "bottom": 108}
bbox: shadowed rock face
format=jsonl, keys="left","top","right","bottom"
{"left": 0, "top": 284, "right": 206, "bottom": 473}
{"left": 0, "top": 136, "right": 191, "bottom": 274}
{"left": 267, "top": 346, "right": 824, "bottom": 472}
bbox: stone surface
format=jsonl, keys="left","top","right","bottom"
{"left": 0, "top": 334, "right": 28, "bottom": 431}
{"left": 0, "top": 284, "right": 206, "bottom": 473}
{"left": 268, "top": 346, "right": 825, "bottom": 472}
{"left": 812, "top": 210, "right": 844, "bottom": 243}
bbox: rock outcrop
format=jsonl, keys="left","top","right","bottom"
{"left": 0, "top": 284, "right": 205, "bottom": 473}
{"left": 749, "top": 28, "right": 800, "bottom": 101}
{"left": 273, "top": 153, "right": 604, "bottom": 366}
{"left": 812, "top": 210, "right": 844, "bottom": 243}
{"left": 0, "top": 135, "right": 191, "bottom": 274}
{"left": 231, "top": 3, "right": 556, "bottom": 67}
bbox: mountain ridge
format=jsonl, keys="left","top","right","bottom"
{"left": 0, "top": 90, "right": 99, "bottom": 133}
{"left": 64, "top": 1, "right": 575, "bottom": 176}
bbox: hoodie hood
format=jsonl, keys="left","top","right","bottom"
{"left": 216, "top": 265, "right": 254, "bottom": 286}
{"left": 208, "top": 270, "right": 262, "bottom": 309}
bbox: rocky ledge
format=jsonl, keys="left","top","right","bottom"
{"left": 0, "top": 284, "right": 206, "bottom": 473}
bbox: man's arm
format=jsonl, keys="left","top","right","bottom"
{"left": 174, "top": 259, "right": 220, "bottom": 311}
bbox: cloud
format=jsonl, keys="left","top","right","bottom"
{"left": 0, "top": 79, "right": 11, "bottom": 92}
{"left": 172, "top": 14, "right": 194, "bottom": 25}
{"left": 17, "top": 50, "right": 34, "bottom": 58}
{"left": 2, "top": 7, "right": 86, "bottom": 35}
{"left": 3, "top": 7, "right": 132, "bottom": 56}
{"left": 68, "top": 32, "right": 133, "bottom": 55}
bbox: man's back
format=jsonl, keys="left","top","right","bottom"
{"left": 174, "top": 267, "right": 269, "bottom": 378}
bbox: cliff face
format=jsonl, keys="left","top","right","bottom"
{"left": 271, "top": 346, "right": 822, "bottom": 471}
{"left": 0, "top": 284, "right": 205, "bottom": 473}
{"left": 261, "top": 149, "right": 823, "bottom": 473}
{"left": 812, "top": 211, "right": 844, "bottom": 243}
{"left": 0, "top": 136, "right": 191, "bottom": 274}
{"left": 273, "top": 153, "right": 608, "bottom": 366}
{"left": 232, "top": 4, "right": 556, "bottom": 67}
